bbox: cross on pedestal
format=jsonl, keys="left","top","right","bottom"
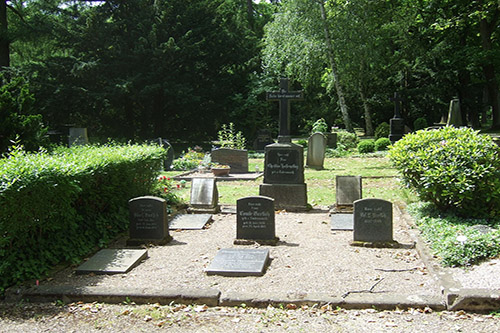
{"left": 266, "top": 78, "right": 303, "bottom": 143}
{"left": 390, "top": 92, "right": 403, "bottom": 119}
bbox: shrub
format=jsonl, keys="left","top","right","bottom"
{"left": 357, "top": 139, "right": 375, "bottom": 154}
{"left": 388, "top": 127, "right": 500, "bottom": 217}
{"left": 374, "top": 122, "right": 390, "bottom": 140}
{"left": 311, "top": 118, "right": 328, "bottom": 134}
{"left": 333, "top": 129, "right": 358, "bottom": 150}
{"left": 374, "top": 137, "right": 391, "bottom": 151}
{"left": 217, "top": 123, "right": 246, "bottom": 149}
{"left": 172, "top": 147, "right": 206, "bottom": 170}
{"left": 413, "top": 117, "right": 428, "bottom": 131}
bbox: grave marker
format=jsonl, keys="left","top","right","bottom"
{"left": 75, "top": 249, "right": 148, "bottom": 275}
{"left": 306, "top": 132, "right": 326, "bottom": 169}
{"left": 206, "top": 248, "right": 270, "bottom": 276}
{"left": 446, "top": 98, "right": 462, "bottom": 127}
{"left": 68, "top": 127, "right": 89, "bottom": 147}
{"left": 128, "top": 196, "right": 171, "bottom": 245}
{"left": 330, "top": 213, "right": 353, "bottom": 231}
{"left": 253, "top": 129, "right": 274, "bottom": 151}
{"left": 336, "top": 176, "right": 362, "bottom": 207}
{"left": 353, "top": 198, "right": 393, "bottom": 243}
{"left": 189, "top": 178, "right": 219, "bottom": 213}
{"left": 211, "top": 148, "right": 248, "bottom": 173}
{"left": 236, "top": 196, "right": 276, "bottom": 244}
{"left": 169, "top": 214, "right": 212, "bottom": 230}
{"left": 389, "top": 92, "right": 405, "bottom": 143}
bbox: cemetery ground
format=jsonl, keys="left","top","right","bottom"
{"left": 2, "top": 155, "right": 500, "bottom": 331}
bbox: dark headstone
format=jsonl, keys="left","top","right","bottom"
{"left": 169, "top": 214, "right": 212, "bottom": 230}
{"left": 152, "top": 138, "right": 174, "bottom": 171}
{"left": 353, "top": 198, "right": 393, "bottom": 242}
{"left": 306, "top": 132, "right": 326, "bottom": 169}
{"left": 263, "top": 144, "right": 304, "bottom": 184}
{"left": 336, "top": 176, "right": 362, "bottom": 206}
{"left": 211, "top": 148, "right": 248, "bottom": 173}
{"left": 206, "top": 248, "right": 270, "bottom": 276}
{"left": 75, "top": 249, "right": 148, "bottom": 275}
{"left": 253, "top": 129, "right": 275, "bottom": 151}
{"left": 325, "top": 132, "right": 337, "bottom": 149}
{"left": 446, "top": 98, "right": 462, "bottom": 127}
{"left": 128, "top": 196, "right": 171, "bottom": 245}
{"left": 236, "top": 196, "right": 275, "bottom": 241}
{"left": 331, "top": 213, "right": 353, "bottom": 231}
{"left": 68, "top": 127, "right": 89, "bottom": 147}
{"left": 189, "top": 178, "right": 219, "bottom": 213}
{"left": 389, "top": 92, "right": 405, "bottom": 143}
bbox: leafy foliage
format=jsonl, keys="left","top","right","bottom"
{"left": 172, "top": 147, "right": 207, "bottom": 171}
{"left": 311, "top": 118, "right": 328, "bottom": 134}
{"left": 217, "top": 123, "right": 247, "bottom": 150}
{"left": 374, "top": 138, "right": 391, "bottom": 151}
{"left": 333, "top": 129, "right": 358, "bottom": 150}
{"left": 357, "top": 139, "right": 375, "bottom": 154}
{"left": 374, "top": 122, "right": 390, "bottom": 140}
{"left": 389, "top": 127, "right": 500, "bottom": 217}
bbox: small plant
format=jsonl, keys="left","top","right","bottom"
{"left": 374, "top": 122, "right": 390, "bottom": 140}
{"left": 413, "top": 117, "right": 428, "bottom": 131}
{"left": 172, "top": 148, "right": 206, "bottom": 171}
{"left": 332, "top": 129, "right": 358, "bottom": 150}
{"left": 374, "top": 137, "right": 391, "bottom": 151}
{"left": 311, "top": 118, "right": 328, "bottom": 134}
{"left": 217, "top": 123, "right": 246, "bottom": 150}
{"left": 152, "top": 176, "right": 182, "bottom": 209}
{"left": 357, "top": 139, "right": 375, "bottom": 154}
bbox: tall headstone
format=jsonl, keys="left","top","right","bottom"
{"left": 389, "top": 92, "right": 405, "bottom": 143}
{"left": 306, "top": 132, "right": 326, "bottom": 169}
{"left": 353, "top": 198, "right": 393, "bottom": 243}
{"left": 68, "top": 127, "right": 89, "bottom": 147}
{"left": 336, "top": 176, "right": 362, "bottom": 207}
{"left": 189, "top": 178, "right": 219, "bottom": 213}
{"left": 127, "top": 196, "right": 171, "bottom": 245}
{"left": 253, "top": 129, "right": 274, "bottom": 151}
{"left": 446, "top": 98, "right": 462, "bottom": 127}
{"left": 235, "top": 196, "right": 276, "bottom": 244}
{"left": 260, "top": 78, "right": 307, "bottom": 211}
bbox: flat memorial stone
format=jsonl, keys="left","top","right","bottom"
{"left": 75, "top": 249, "right": 148, "bottom": 275}
{"left": 206, "top": 248, "right": 270, "bottom": 276}
{"left": 169, "top": 214, "right": 212, "bottom": 230}
{"left": 330, "top": 213, "right": 353, "bottom": 231}
{"left": 336, "top": 175, "right": 362, "bottom": 206}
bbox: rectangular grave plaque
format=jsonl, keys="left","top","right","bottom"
{"left": 128, "top": 196, "right": 170, "bottom": 244}
{"left": 336, "top": 176, "right": 362, "bottom": 206}
{"left": 75, "top": 249, "right": 148, "bottom": 275}
{"left": 353, "top": 198, "right": 393, "bottom": 242}
{"left": 237, "top": 196, "right": 275, "bottom": 240}
{"left": 169, "top": 214, "right": 212, "bottom": 230}
{"left": 206, "top": 248, "right": 270, "bottom": 276}
{"left": 190, "top": 178, "right": 218, "bottom": 208}
{"left": 264, "top": 144, "right": 304, "bottom": 184}
{"left": 330, "top": 213, "right": 353, "bottom": 231}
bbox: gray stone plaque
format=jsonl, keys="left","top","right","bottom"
{"left": 331, "top": 213, "right": 353, "bottom": 231}
{"left": 336, "top": 176, "right": 362, "bottom": 206}
{"left": 75, "top": 249, "right": 148, "bottom": 275}
{"left": 169, "top": 214, "right": 212, "bottom": 230}
{"left": 237, "top": 196, "right": 275, "bottom": 240}
{"left": 206, "top": 248, "right": 270, "bottom": 276}
{"left": 353, "top": 198, "right": 393, "bottom": 242}
{"left": 190, "top": 178, "right": 218, "bottom": 208}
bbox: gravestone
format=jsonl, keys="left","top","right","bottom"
{"left": 353, "top": 198, "right": 393, "bottom": 243}
{"left": 253, "top": 129, "right": 274, "bottom": 151}
{"left": 389, "top": 92, "right": 405, "bottom": 143}
{"left": 189, "top": 178, "right": 219, "bottom": 213}
{"left": 336, "top": 176, "right": 362, "bottom": 207}
{"left": 68, "top": 127, "right": 89, "bottom": 147}
{"left": 235, "top": 196, "right": 277, "bottom": 244}
{"left": 206, "top": 248, "right": 270, "bottom": 276}
{"left": 152, "top": 138, "right": 174, "bottom": 171}
{"left": 260, "top": 78, "right": 307, "bottom": 210}
{"left": 211, "top": 148, "right": 248, "bottom": 173}
{"left": 75, "top": 249, "right": 148, "bottom": 275}
{"left": 446, "top": 98, "right": 462, "bottom": 127}
{"left": 325, "top": 132, "right": 337, "bottom": 149}
{"left": 127, "top": 196, "right": 171, "bottom": 245}
{"left": 169, "top": 214, "right": 212, "bottom": 230}
{"left": 330, "top": 213, "right": 353, "bottom": 231}
{"left": 306, "top": 132, "right": 326, "bottom": 169}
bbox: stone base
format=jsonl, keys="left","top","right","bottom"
{"left": 233, "top": 237, "right": 280, "bottom": 246}
{"left": 349, "top": 240, "right": 412, "bottom": 249}
{"left": 259, "top": 183, "right": 308, "bottom": 211}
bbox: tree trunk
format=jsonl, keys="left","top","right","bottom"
{"left": 0, "top": 0, "right": 9, "bottom": 69}
{"left": 318, "top": 0, "right": 353, "bottom": 132}
{"left": 359, "top": 83, "right": 374, "bottom": 136}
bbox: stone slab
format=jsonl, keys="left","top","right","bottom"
{"left": 206, "top": 248, "right": 270, "bottom": 276}
{"left": 330, "top": 213, "right": 353, "bottom": 231}
{"left": 75, "top": 249, "right": 148, "bottom": 275}
{"left": 169, "top": 214, "right": 212, "bottom": 230}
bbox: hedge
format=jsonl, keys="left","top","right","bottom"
{"left": 0, "top": 143, "right": 165, "bottom": 292}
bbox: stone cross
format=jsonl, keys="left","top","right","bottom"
{"left": 266, "top": 78, "right": 303, "bottom": 143}
{"left": 390, "top": 92, "right": 403, "bottom": 119}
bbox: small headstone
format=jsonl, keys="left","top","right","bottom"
{"left": 211, "top": 148, "right": 248, "bottom": 173}
{"left": 353, "top": 198, "right": 393, "bottom": 243}
{"left": 128, "top": 196, "right": 171, "bottom": 245}
{"left": 253, "top": 129, "right": 274, "bottom": 151}
{"left": 306, "top": 132, "right": 326, "bottom": 169}
{"left": 75, "top": 249, "right": 148, "bottom": 275}
{"left": 446, "top": 98, "right": 462, "bottom": 127}
{"left": 236, "top": 196, "right": 276, "bottom": 244}
{"left": 325, "top": 132, "right": 337, "bottom": 148}
{"left": 189, "top": 178, "right": 219, "bottom": 213}
{"left": 169, "top": 214, "right": 212, "bottom": 230}
{"left": 336, "top": 176, "right": 362, "bottom": 206}
{"left": 389, "top": 92, "right": 405, "bottom": 143}
{"left": 206, "top": 248, "right": 270, "bottom": 276}
{"left": 331, "top": 213, "right": 353, "bottom": 231}
{"left": 152, "top": 138, "right": 174, "bottom": 171}
{"left": 68, "top": 127, "right": 89, "bottom": 147}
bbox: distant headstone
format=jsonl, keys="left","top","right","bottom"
{"left": 389, "top": 92, "right": 405, "bottom": 143}
{"left": 336, "top": 176, "right": 362, "bottom": 206}
{"left": 325, "top": 132, "right": 337, "bottom": 148}
{"left": 446, "top": 98, "right": 462, "bottom": 127}
{"left": 169, "top": 214, "right": 212, "bottom": 230}
{"left": 152, "top": 138, "right": 174, "bottom": 171}
{"left": 206, "top": 248, "right": 270, "bottom": 276}
{"left": 236, "top": 196, "right": 276, "bottom": 243}
{"left": 253, "top": 129, "right": 274, "bottom": 151}
{"left": 68, "top": 127, "right": 89, "bottom": 147}
{"left": 353, "top": 198, "right": 393, "bottom": 243}
{"left": 128, "top": 196, "right": 171, "bottom": 245}
{"left": 306, "top": 132, "right": 326, "bottom": 169}
{"left": 211, "top": 148, "right": 248, "bottom": 173}
{"left": 189, "top": 178, "right": 219, "bottom": 213}
{"left": 330, "top": 213, "right": 353, "bottom": 231}
{"left": 75, "top": 249, "right": 148, "bottom": 275}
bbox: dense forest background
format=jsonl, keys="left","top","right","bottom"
{"left": 1, "top": 0, "right": 499, "bottom": 151}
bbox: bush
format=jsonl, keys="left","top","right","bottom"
{"left": 217, "top": 123, "right": 246, "bottom": 149}
{"left": 0, "top": 143, "right": 166, "bottom": 293}
{"left": 413, "top": 117, "right": 428, "bottom": 131}
{"left": 389, "top": 127, "right": 500, "bottom": 217}
{"left": 172, "top": 147, "right": 207, "bottom": 170}
{"left": 333, "top": 129, "right": 358, "bottom": 150}
{"left": 374, "top": 137, "right": 391, "bottom": 151}
{"left": 357, "top": 139, "right": 375, "bottom": 154}
{"left": 374, "top": 122, "right": 390, "bottom": 140}
{"left": 311, "top": 118, "right": 328, "bottom": 134}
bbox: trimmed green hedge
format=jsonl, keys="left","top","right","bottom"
{"left": 0, "top": 143, "right": 165, "bottom": 292}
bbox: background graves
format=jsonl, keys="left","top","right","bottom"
{"left": 306, "top": 132, "right": 326, "bottom": 169}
